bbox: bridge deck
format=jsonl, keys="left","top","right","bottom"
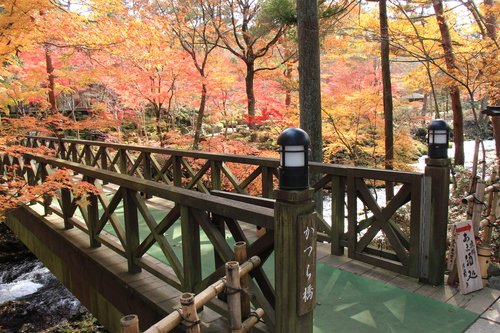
{"left": 141, "top": 188, "right": 500, "bottom": 333}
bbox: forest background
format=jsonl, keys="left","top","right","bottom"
{"left": 1, "top": 0, "right": 500, "bottom": 187}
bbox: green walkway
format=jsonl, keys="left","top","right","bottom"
{"left": 313, "top": 264, "right": 477, "bottom": 332}
{"left": 103, "top": 202, "right": 478, "bottom": 333}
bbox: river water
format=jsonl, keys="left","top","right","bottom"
{"left": 0, "top": 140, "right": 496, "bottom": 331}
{"left": 0, "top": 256, "right": 85, "bottom": 331}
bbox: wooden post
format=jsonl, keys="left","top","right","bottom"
{"left": 234, "top": 242, "right": 251, "bottom": 324}
{"left": 180, "top": 293, "right": 201, "bottom": 333}
{"left": 274, "top": 188, "right": 315, "bottom": 333}
{"left": 143, "top": 152, "right": 152, "bottom": 198}
{"left": 101, "top": 147, "right": 108, "bottom": 185}
{"left": 120, "top": 148, "right": 128, "bottom": 174}
{"left": 120, "top": 314, "right": 139, "bottom": 333}
{"left": 41, "top": 163, "right": 52, "bottom": 216}
{"left": 181, "top": 205, "right": 202, "bottom": 292}
{"left": 330, "top": 175, "right": 345, "bottom": 255}
{"left": 61, "top": 187, "right": 73, "bottom": 229}
{"left": 123, "top": 188, "right": 141, "bottom": 273}
{"left": 85, "top": 145, "right": 92, "bottom": 167}
{"left": 86, "top": 176, "right": 101, "bottom": 248}
{"left": 226, "top": 261, "right": 242, "bottom": 333}
{"left": 173, "top": 156, "right": 183, "bottom": 187}
{"left": 424, "top": 157, "right": 450, "bottom": 286}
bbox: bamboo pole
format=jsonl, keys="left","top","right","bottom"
{"left": 180, "top": 293, "right": 200, "bottom": 333}
{"left": 481, "top": 191, "right": 498, "bottom": 244}
{"left": 120, "top": 314, "right": 139, "bottom": 333}
{"left": 472, "top": 179, "right": 486, "bottom": 236}
{"left": 144, "top": 256, "right": 261, "bottom": 333}
{"left": 477, "top": 246, "right": 491, "bottom": 287}
{"left": 461, "top": 182, "right": 500, "bottom": 203}
{"left": 234, "top": 242, "right": 251, "bottom": 324}
{"left": 241, "top": 308, "right": 265, "bottom": 333}
{"left": 226, "top": 261, "right": 242, "bottom": 333}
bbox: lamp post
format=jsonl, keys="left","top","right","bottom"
{"left": 427, "top": 119, "right": 450, "bottom": 158}
{"left": 275, "top": 127, "right": 315, "bottom": 333}
{"left": 277, "top": 127, "right": 310, "bottom": 190}
{"left": 423, "top": 119, "right": 450, "bottom": 285}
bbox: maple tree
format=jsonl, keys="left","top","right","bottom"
{"left": 4, "top": 0, "right": 499, "bottom": 174}
{"left": 155, "top": 0, "right": 222, "bottom": 149}
{"left": 201, "top": 0, "right": 296, "bottom": 131}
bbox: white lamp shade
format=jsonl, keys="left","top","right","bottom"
{"left": 429, "top": 129, "right": 448, "bottom": 144}
{"left": 281, "top": 145, "right": 305, "bottom": 167}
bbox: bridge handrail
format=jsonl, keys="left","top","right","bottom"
{"left": 6, "top": 151, "right": 276, "bottom": 331}
{"left": 24, "top": 135, "right": 423, "bottom": 179}
{"left": 20, "top": 136, "right": 429, "bottom": 281}
{"left": 25, "top": 154, "right": 274, "bottom": 229}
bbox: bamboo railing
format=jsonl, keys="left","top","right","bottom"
{"left": 138, "top": 256, "right": 263, "bottom": 333}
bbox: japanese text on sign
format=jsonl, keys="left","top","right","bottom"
{"left": 454, "top": 221, "right": 482, "bottom": 294}
{"left": 297, "top": 214, "right": 317, "bottom": 315}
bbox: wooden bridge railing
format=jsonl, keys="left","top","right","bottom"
{"left": 20, "top": 136, "right": 431, "bottom": 280}
{"left": 2, "top": 151, "right": 276, "bottom": 331}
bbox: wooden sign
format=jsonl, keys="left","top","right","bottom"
{"left": 447, "top": 226, "right": 457, "bottom": 272}
{"left": 454, "top": 221, "right": 483, "bottom": 294}
{"left": 297, "top": 213, "right": 317, "bottom": 316}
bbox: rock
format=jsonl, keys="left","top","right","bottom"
{"left": 488, "top": 263, "right": 500, "bottom": 277}
{"left": 487, "top": 275, "right": 500, "bottom": 291}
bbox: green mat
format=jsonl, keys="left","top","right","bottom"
{"left": 313, "top": 264, "right": 478, "bottom": 333}
{"left": 101, "top": 202, "right": 478, "bottom": 333}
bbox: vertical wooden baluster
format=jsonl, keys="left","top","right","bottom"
{"left": 123, "top": 188, "right": 141, "bottom": 273}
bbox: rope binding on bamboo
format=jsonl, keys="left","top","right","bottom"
{"left": 174, "top": 308, "right": 201, "bottom": 329}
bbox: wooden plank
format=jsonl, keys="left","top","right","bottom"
{"left": 330, "top": 175, "right": 345, "bottom": 255}
{"left": 181, "top": 205, "right": 202, "bottom": 292}
{"left": 211, "top": 190, "right": 275, "bottom": 208}
{"left": 347, "top": 168, "right": 357, "bottom": 259}
{"left": 454, "top": 221, "right": 483, "bottom": 294}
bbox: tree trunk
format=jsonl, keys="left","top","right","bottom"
{"left": 380, "top": 0, "right": 394, "bottom": 200}
{"left": 193, "top": 84, "right": 207, "bottom": 150}
{"left": 44, "top": 46, "right": 57, "bottom": 114}
{"left": 432, "top": 0, "right": 465, "bottom": 165}
{"left": 297, "top": 0, "right": 322, "bottom": 213}
{"left": 284, "top": 63, "right": 293, "bottom": 107}
{"left": 245, "top": 61, "right": 256, "bottom": 131}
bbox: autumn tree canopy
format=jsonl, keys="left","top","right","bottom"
{"left": 1, "top": 0, "right": 499, "bottom": 168}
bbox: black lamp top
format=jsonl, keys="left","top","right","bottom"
{"left": 427, "top": 119, "right": 449, "bottom": 131}
{"left": 277, "top": 127, "right": 311, "bottom": 146}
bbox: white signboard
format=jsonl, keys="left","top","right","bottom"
{"left": 454, "top": 221, "right": 483, "bottom": 294}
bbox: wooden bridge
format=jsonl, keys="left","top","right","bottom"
{"left": 2, "top": 135, "right": 468, "bottom": 332}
